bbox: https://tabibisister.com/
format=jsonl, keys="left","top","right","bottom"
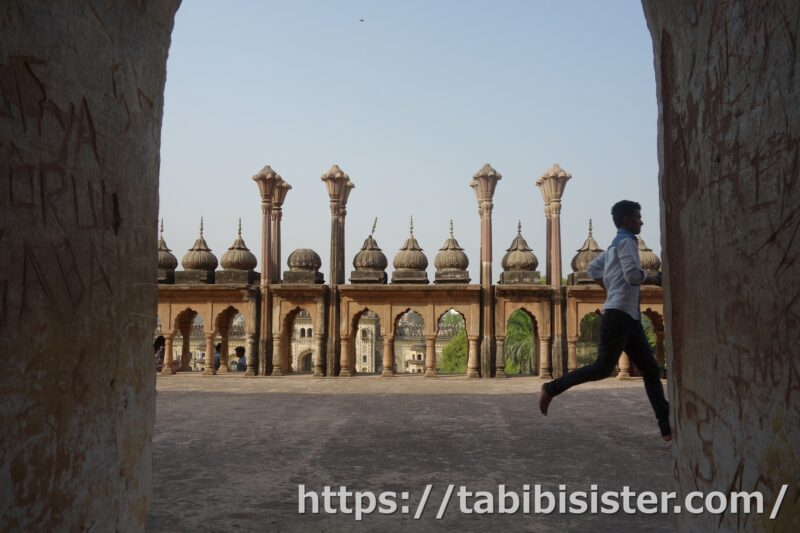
{"left": 297, "top": 483, "right": 789, "bottom": 521}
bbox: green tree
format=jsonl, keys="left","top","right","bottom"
{"left": 440, "top": 330, "right": 467, "bottom": 373}
{"left": 505, "top": 310, "right": 534, "bottom": 374}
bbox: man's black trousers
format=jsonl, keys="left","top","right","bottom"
{"left": 544, "top": 308, "right": 670, "bottom": 436}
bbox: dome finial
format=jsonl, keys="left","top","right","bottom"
{"left": 200, "top": 217, "right": 204, "bottom": 237}
{"left": 449, "top": 219, "right": 454, "bottom": 238}
{"left": 589, "top": 218, "right": 593, "bottom": 237}
{"left": 370, "top": 217, "right": 377, "bottom": 237}
{"left": 410, "top": 215, "right": 414, "bottom": 236}
{"left": 238, "top": 218, "right": 242, "bottom": 237}
{"left": 517, "top": 220, "right": 522, "bottom": 236}
{"left": 160, "top": 218, "right": 164, "bottom": 238}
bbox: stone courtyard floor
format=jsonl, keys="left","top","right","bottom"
{"left": 149, "top": 374, "right": 676, "bottom": 532}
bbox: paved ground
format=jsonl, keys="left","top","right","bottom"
{"left": 149, "top": 374, "right": 676, "bottom": 532}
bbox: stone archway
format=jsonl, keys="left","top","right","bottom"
{"left": 4, "top": 3, "right": 799, "bottom": 531}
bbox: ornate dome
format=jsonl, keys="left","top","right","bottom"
{"left": 434, "top": 221, "right": 469, "bottom": 271}
{"left": 570, "top": 220, "right": 603, "bottom": 273}
{"left": 353, "top": 219, "right": 388, "bottom": 271}
{"left": 393, "top": 217, "right": 428, "bottom": 271}
{"left": 181, "top": 218, "right": 218, "bottom": 271}
{"left": 501, "top": 222, "right": 539, "bottom": 272}
{"left": 287, "top": 248, "right": 322, "bottom": 271}
{"left": 220, "top": 220, "right": 257, "bottom": 271}
{"left": 157, "top": 220, "right": 178, "bottom": 271}
{"left": 638, "top": 236, "right": 662, "bottom": 271}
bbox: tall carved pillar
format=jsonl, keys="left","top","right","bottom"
{"left": 618, "top": 352, "right": 631, "bottom": 380}
{"left": 161, "top": 334, "right": 175, "bottom": 375}
{"left": 203, "top": 334, "right": 215, "bottom": 375}
{"left": 536, "top": 164, "right": 571, "bottom": 378}
{"left": 349, "top": 335, "right": 358, "bottom": 375}
{"left": 382, "top": 336, "right": 395, "bottom": 377}
{"left": 424, "top": 336, "right": 437, "bottom": 377}
{"left": 467, "top": 336, "right": 480, "bottom": 378}
{"left": 321, "top": 165, "right": 354, "bottom": 376}
{"left": 567, "top": 336, "right": 578, "bottom": 371}
{"left": 539, "top": 336, "right": 552, "bottom": 379}
{"left": 470, "top": 164, "right": 501, "bottom": 378}
{"left": 218, "top": 335, "right": 230, "bottom": 373}
{"left": 246, "top": 332, "right": 257, "bottom": 376}
{"left": 271, "top": 179, "right": 291, "bottom": 283}
{"left": 271, "top": 334, "right": 284, "bottom": 376}
{"left": 313, "top": 334, "right": 325, "bottom": 377}
{"left": 253, "top": 166, "right": 279, "bottom": 375}
{"left": 495, "top": 336, "right": 507, "bottom": 377}
{"left": 339, "top": 336, "right": 352, "bottom": 377}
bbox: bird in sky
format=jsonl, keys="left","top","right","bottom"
{"left": 359, "top": 18, "right": 364, "bottom": 22}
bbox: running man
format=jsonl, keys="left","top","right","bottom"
{"left": 539, "top": 200, "right": 671, "bottom": 441}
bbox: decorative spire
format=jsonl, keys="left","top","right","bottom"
{"left": 199, "top": 217, "right": 204, "bottom": 237}
{"left": 370, "top": 217, "right": 377, "bottom": 236}
{"left": 589, "top": 218, "right": 593, "bottom": 237}
{"left": 517, "top": 220, "right": 522, "bottom": 236}
{"left": 449, "top": 219, "right": 454, "bottom": 238}
{"left": 157, "top": 218, "right": 178, "bottom": 271}
{"left": 237, "top": 218, "right": 242, "bottom": 237}
{"left": 410, "top": 215, "right": 414, "bottom": 236}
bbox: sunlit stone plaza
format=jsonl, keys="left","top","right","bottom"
{"left": 149, "top": 375, "right": 674, "bottom": 531}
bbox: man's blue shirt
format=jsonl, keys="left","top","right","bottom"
{"left": 586, "top": 229, "right": 646, "bottom": 319}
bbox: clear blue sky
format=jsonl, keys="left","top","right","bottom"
{"left": 159, "top": 0, "right": 660, "bottom": 281}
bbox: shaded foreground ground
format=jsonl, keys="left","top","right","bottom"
{"left": 149, "top": 374, "right": 675, "bottom": 532}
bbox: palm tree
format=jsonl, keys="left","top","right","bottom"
{"left": 505, "top": 310, "right": 534, "bottom": 374}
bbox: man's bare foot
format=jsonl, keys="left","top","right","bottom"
{"left": 539, "top": 384, "right": 552, "bottom": 415}
{"left": 661, "top": 434, "right": 672, "bottom": 442}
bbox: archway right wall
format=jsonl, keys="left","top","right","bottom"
{"left": 643, "top": 2, "right": 799, "bottom": 530}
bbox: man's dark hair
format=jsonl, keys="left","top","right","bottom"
{"left": 611, "top": 200, "right": 641, "bottom": 228}
{"left": 215, "top": 342, "right": 222, "bottom": 351}
{"left": 235, "top": 346, "right": 245, "bottom": 355}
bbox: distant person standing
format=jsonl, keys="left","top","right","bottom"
{"left": 153, "top": 336, "right": 165, "bottom": 372}
{"left": 214, "top": 343, "right": 222, "bottom": 371}
{"left": 539, "top": 200, "right": 671, "bottom": 441}
{"left": 235, "top": 347, "right": 247, "bottom": 371}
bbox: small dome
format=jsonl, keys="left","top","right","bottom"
{"left": 570, "top": 220, "right": 603, "bottom": 273}
{"left": 638, "top": 236, "right": 661, "bottom": 271}
{"left": 220, "top": 220, "right": 257, "bottom": 271}
{"left": 393, "top": 217, "right": 428, "bottom": 271}
{"left": 287, "top": 248, "right": 322, "bottom": 271}
{"left": 434, "top": 221, "right": 469, "bottom": 271}
{"left": 353, "top": 230, "right": 388, "bottom": 271}
{"left": 157, "top": 221, "right": 178, "bottom": 270}
{"left": 501, "top": 222, "right": 539, "bottom": 272}
{"left": 181, "top": 219, "right": 218, "bottom": 271}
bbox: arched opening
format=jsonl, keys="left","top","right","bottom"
{"left": 577, "top": 310, "right": 602, "bottom": 367}
{"left": 394, "top": 310, "right": 425, "bottom": 375}
{"left": 214, "top": 307, "right": 244, "bottom": 373}
{"left": 288, "top": 308, "right": 313, "bottom": 373}
{"left": 299, "top": 351, "right": 313, "bottom": 372}
{"left": 172, "top": 309, "right": 204, "bottom": 372}
{"left": 504, "top": 309, "right": 539, "bottom": 375}
{"left": 349, "top": 309, "right": 382, "bottom": 375}
{"left": 437, "top": 308, "right": 467, "bottom": 374}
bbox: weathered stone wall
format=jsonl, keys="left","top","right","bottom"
{"left": 0, "top": 2, "right": 179, "bottom": 530}
{"left": 643, "top": 1, "right": 800, "bottom": 530}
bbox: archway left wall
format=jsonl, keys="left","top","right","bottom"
{"left": 0, "top": 2, "right": 180, "bottom": 530}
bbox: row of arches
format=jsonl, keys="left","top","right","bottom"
{"left": 156, "top": 304, "right": 255, "bottom": 374}
{"left": 268, "top": 305, "right": 545, "bottom": 377}
{"left": 156, "top": 299, "right": 664, "bottom": 377}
